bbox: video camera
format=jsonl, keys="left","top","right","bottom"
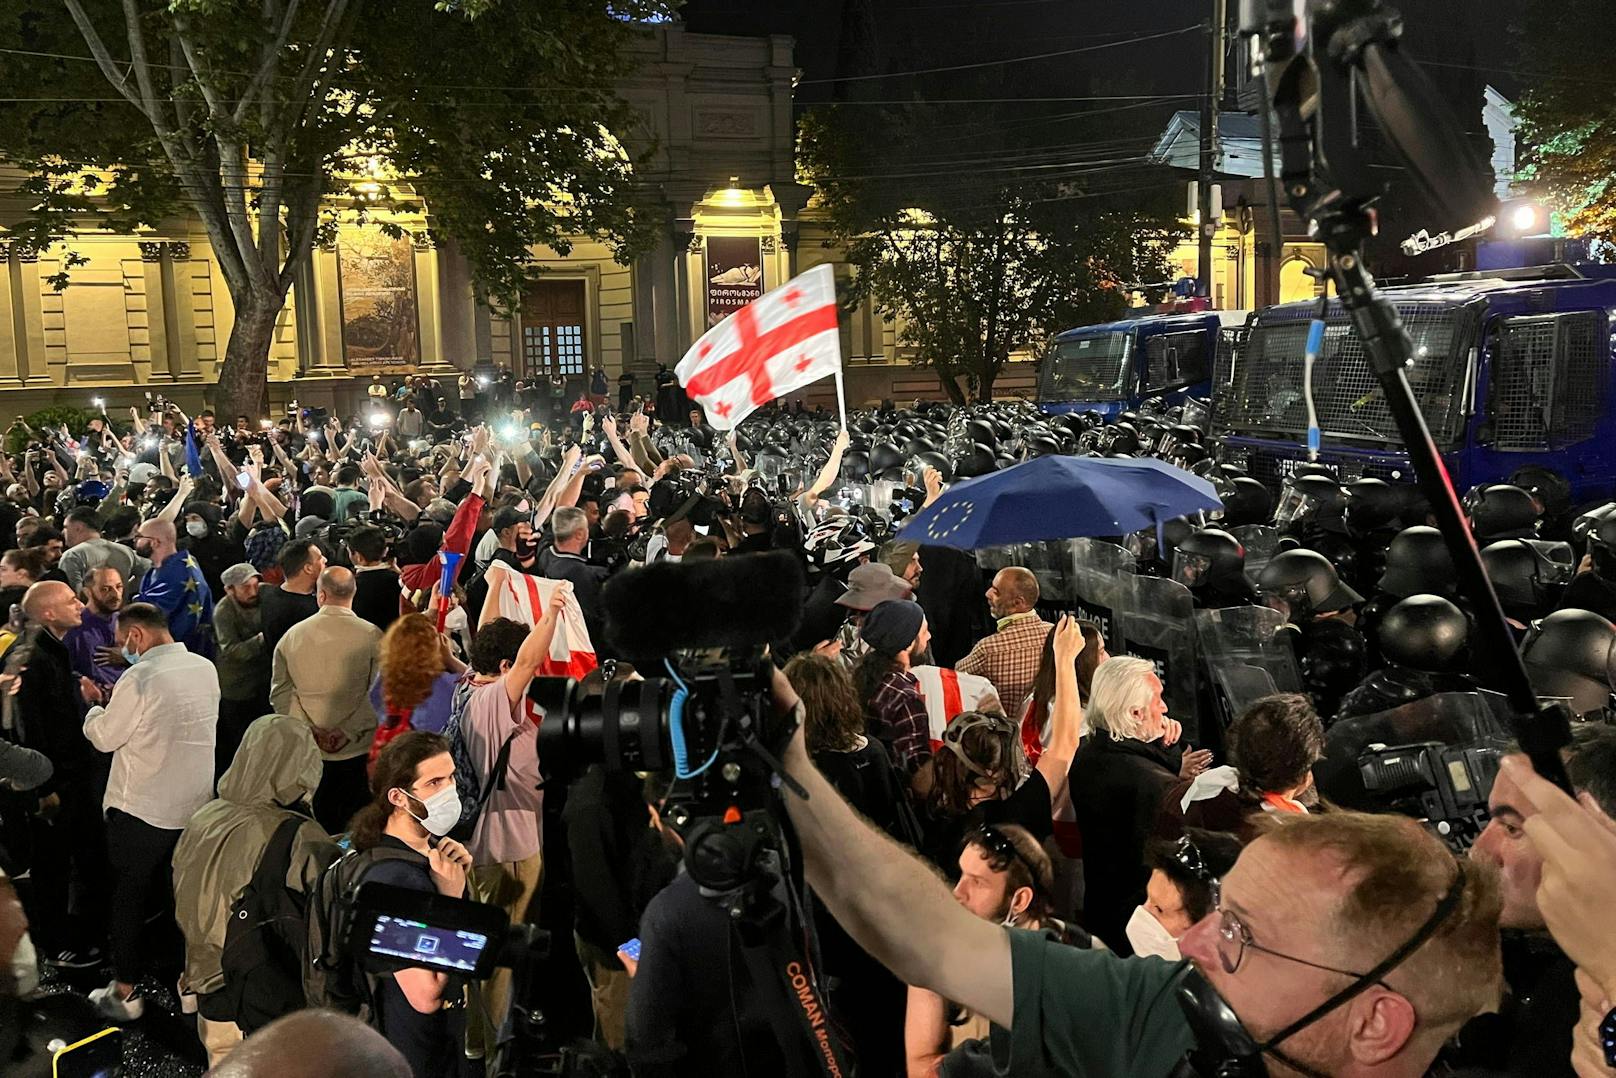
{"left": 531, "top": 552, "right": 850, "bottom": 1078}
{"left": 347, "top": 882, "right": 613, "bottom": 1077}
{"left": 1356, "top": 740, "right": 1501, "bottom": 849}
{"left": 536, "top": 646, "right": 792, "bottom": 896}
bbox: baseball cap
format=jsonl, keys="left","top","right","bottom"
{"left": 221, "top": 563, "right": 261, "bottom": 588}
{"left": 128, "top": 462, "right": 158, "bottom": 485}
{"left": 492, "top": 506, "right": 527, "bottom": 532}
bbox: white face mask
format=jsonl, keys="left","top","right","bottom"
{"left": 398, "top": 784, "right": 461, "bottom": 837}
{"left": 186, "top": 519, "right": 208, "bottom": 538}
{"left": 1125, "top": 904, "right": 1182, "bottom": 961}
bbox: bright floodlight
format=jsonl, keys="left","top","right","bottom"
{"left": 1511, "top": 204, "right": 1539, "bottom": 233}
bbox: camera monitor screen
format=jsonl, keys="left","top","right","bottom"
{"left": 369, "top": 914, "right": 490, "bottom": 974}
{"left": 351, "top": 882, "right": 510, "bottom": 979}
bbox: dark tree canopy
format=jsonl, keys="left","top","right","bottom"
{"left": 1515, "top": 0, "right": 1616, "bottom": 245}
{"left": 0, "top": 0, "right": 671, "bottom": 417}
{"left": 800, "top": 95, "right": 1185, "bottom": 402}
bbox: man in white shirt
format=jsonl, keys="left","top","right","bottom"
{"left": 83, "top": 601, "right": 219, "bottom": 1021}
{"left": 270, "top": 567, "right": 382, "bottom": 833}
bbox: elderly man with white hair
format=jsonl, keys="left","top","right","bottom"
{"left": 1066, "top": 655, "right": 1211, "bottom": 954}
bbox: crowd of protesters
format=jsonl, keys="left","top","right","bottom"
{"left": 0, "top": 371, "right": 1612, "bottom": 1078}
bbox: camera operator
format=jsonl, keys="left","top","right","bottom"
{"left": 346, "top": 524, "right": 402, "bottom": 635}
{"left": 623, "top": 826, "right": 792, "bottom": 1077}
{"left": 767, "top": 665, "right": 1505, "bottom": 1077}
{"left": 1453, "top": 725, "right": 1616, "bottom": 1077}
{"left": 347, "top": 732, "right": 474, "bottom": 1078}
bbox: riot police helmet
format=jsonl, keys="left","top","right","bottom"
{"left": 1257, "top": 548, "right": 1364, "bottom": 619}
{"left": 1481, "top": 538, "right": 1575, "bottom": 622}
{"left": 1465, "top": 483, "right": 1539, "bottom": 542}
{"left": 1171, "top": 527, "right": 1245, "bottom": 589}
{"left": 1220, "top": 476, "right": 1275, "bottom": 527}
{"left": 1522, "top": 608, "right": 1616, "bottom": 718}
{"left": 1376, "top": 594, "right": 1469, "bottom": 673}
{"left": 1377, "top": 526, "right": 1456, "bottom": 599}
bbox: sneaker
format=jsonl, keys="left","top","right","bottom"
{"left": 44, "top": 947, "right": 104, "bottom": 971}
{"left": 88, "top": 980, "right": 144, "bottom": 1022}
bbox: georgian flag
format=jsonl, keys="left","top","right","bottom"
{"left": 487, "top": 564, "right": 599, "bottom": 681}
{"left": 676, "top": 263, "right": 842, "bottom": 430}
{"left": 911, "top": 665, "right": 1001, "bottom": 749}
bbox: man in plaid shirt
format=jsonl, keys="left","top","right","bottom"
{"left": 956, "top": 566, "right": 1051, "bottom": 711}
{"left": 858, "top": 599, "right": 934, "bottom": 775}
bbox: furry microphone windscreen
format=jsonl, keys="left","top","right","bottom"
{"left": 602, "top": 550, "right": 805, "bottom": 657}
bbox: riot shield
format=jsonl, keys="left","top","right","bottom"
{"left": 1230, "top": 524, "right": 1281, "bottom": 579}
{"left": 1193, "top": 606, "right": 1304, "bottom": 734}
{"left": 1115, "top": 574, "right": 1201, "bottom": 741}
{"left": 1314, "top": 691, "right": 1515, "bottom": 849}
{"left": 1064, "top": 540, "right": 1136, "bottom": 649}
{"left": 1022, "top": 541, "right": 1078, "bottom": 617}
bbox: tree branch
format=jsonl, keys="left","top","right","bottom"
{"left": 275, "top": 0, "right": 354, "bottom": 142}
{"left": 234, "top": 0, "right": 301, "bottom": 128}
{"left": 173, "top": 18, "right": 232, "bottom": 123}
{"left": 117, "top": 0, "right": 164, "bottom": 120}
{"left": 61, "top": 0, "right": 147, "bottom": 115}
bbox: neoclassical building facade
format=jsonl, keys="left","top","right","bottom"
{"left": 0, "top": 24, "right": 924, "bottom": 417}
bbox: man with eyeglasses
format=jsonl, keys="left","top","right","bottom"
{"left": 766, "top": 667, "right": 1504, "bottom": 1077}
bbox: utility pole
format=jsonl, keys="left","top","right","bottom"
{"left": 1197, "top": 0, "right": 1226, "bottom": 302}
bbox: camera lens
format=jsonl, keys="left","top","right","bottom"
{"left": 530, "top": 675, "right": 676, "bottom": 776}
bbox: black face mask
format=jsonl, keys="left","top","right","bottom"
{"left": 1172, "top": 863, "right": 1468, "bottom": 1078}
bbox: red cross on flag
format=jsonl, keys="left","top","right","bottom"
{"left": 676, "top": 263, "right": 842, "bottom": 430}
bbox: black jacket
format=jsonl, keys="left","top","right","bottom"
{"left": 352, "top": 566, "right": 402, "bottom": 635}
{"left": 1447, "top": 934, "right": 1576, "bottom": 1077}
{"left": 916, "top": 544, "right": 992, "bottom": 668}
{"left": 542, "top": 549, "right": 607, "bottom": 651}
{"left": 14, "top": 630, "right": 97, "bottom": 793}
{"left": 1067, "top": 730, "right": 1180, "bottom": 954}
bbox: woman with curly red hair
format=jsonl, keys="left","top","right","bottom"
{"left": 368, "top": 612, "right": 467, "bottom": 767}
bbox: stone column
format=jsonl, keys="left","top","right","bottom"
{"left": 436, "top": 238, "right": 478, "bottom": 371}
{"left": 0, "top": 244, "right": 22, "bottom": 387}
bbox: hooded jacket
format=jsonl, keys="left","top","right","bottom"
{"left": 171, "top": 714, "right": 338, "bottom": 998}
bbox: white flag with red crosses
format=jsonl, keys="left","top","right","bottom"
{"left": 675, "top": 263, "right": 842, "bottom": 430}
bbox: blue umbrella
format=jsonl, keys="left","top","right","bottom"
{"left": 896, "top": 455, "right": 1223, "bottom": 549}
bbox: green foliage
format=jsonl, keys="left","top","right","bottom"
{"left": 1515, "top": 3, "right": 1616, "bottom": 246}
{"left": 799, "top": 102, "right": 1184, "bottom": 399}
{"left": 0, "top": 0, "right": 674, "bottom": 412}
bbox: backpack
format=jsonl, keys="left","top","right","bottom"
{"left": 203, "top": 815, "right": 320, "bottom": 1033}
{"left": 305, "top": 843, "right": 428, "bottom": 1016}
{"left": 442, "top": 679, "right": 520, "bottom": 844}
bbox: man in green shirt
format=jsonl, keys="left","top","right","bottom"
{"left": 769, "top": 668, "right": 1502, "bottom": 1078}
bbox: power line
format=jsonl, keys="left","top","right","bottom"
{"left": 795, "top": 24, "right": 1202, "bottom": 85}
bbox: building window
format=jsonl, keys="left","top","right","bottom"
{"left": 518, "top": 279, "right": 587, "bottom": 378}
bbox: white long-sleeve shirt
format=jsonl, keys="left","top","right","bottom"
{"left": 84, "top": 641, "right": 219, "bottom": 830}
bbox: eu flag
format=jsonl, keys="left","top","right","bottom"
{"left": 184, "top": 420, "right": 203, "bottom": 478}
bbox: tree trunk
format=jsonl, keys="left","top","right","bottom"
{"left": 215, "top": 290, "right": 283, "bottom": 421}
{"left": 979, "top": 367, "right": 996, "bottom": 401}
{"left": 936, "top": 368, "right": 966, "bottom": 405}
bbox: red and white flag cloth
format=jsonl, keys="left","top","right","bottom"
{"left": 911, "top": 666, "right": 1001, "bottom": 750}
{"left": 488, "top": 564, "right": 599, "bottom": 681}
{"left": 675, "top": 263, "right": 842, "bottom": 430}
